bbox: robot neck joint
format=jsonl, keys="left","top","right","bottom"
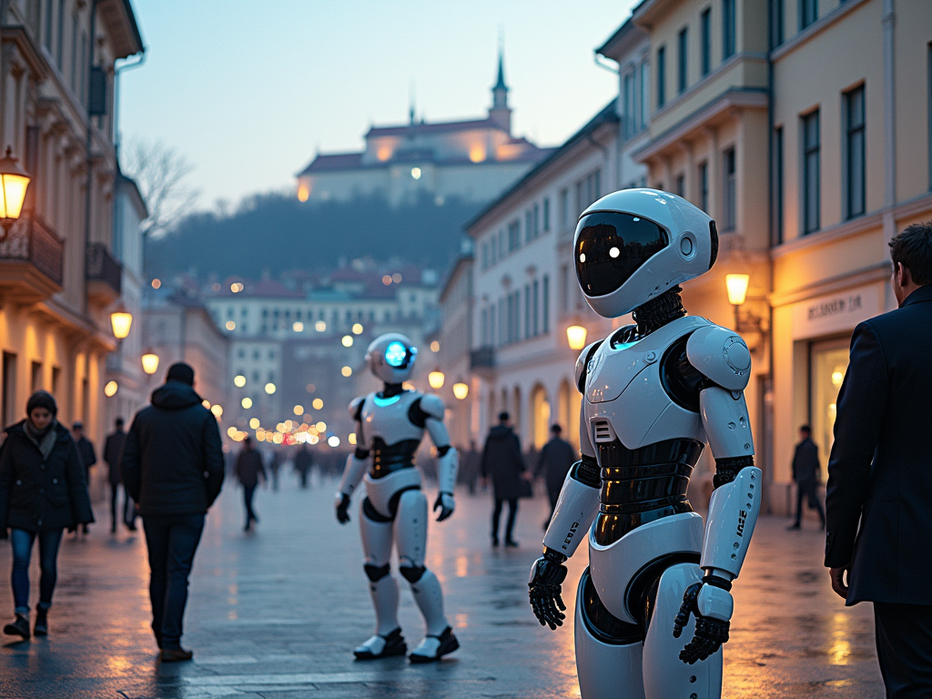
{"left": 632, "top": 286, "right": 686, "bottom": 336}
{"left": 381, "top": 383, "right": 405, "bottom": 398}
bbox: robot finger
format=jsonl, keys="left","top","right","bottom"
{"left": 555, "top": 592, "right": 566, "bottom": 612}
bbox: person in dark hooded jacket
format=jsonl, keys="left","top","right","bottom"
{"left": 121, "top": 362, "right": 224, "bottom": 662}
{"left": 480, "top": 412, "right": 527, "bottom": 547}
{"left": 0, "top": 391, "right": 94, "bottom": 639}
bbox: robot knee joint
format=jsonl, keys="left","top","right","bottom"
{"left": 363, "top": 563, "right": 391, "bottom": 582}
{"left": 399, "top": 565, "right": 426, "bottom": 583}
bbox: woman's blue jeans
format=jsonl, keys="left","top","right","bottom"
{"left": 10, "top": 528, "right": 64, "bottom": 615}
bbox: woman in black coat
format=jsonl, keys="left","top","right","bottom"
{"left": 0, "top": 391, "right": 94, "bottom": 639}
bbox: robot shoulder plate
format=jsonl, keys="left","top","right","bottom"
{"left": 686, "top": 324, "right": 751, "bottom": 391}
{"left": 348, "top": 395, "right": 366, "bottom": 422}
{"left": 575, "top": 340, "right": 604, "bottom": 393}
{"left": 418, "top": 393, "right": 445, "bottom": 419}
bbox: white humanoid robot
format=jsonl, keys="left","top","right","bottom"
{"left": 528, "top": 189, "right": 761, "bottom": 698}
{"left": 335, "top": 332, "right": 460, "bottom": 663}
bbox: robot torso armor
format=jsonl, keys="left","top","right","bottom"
{"left": 355, "top": 390, "right": 433, "bottom": 479}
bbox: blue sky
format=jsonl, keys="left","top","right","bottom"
{"left": 119, "top": 0, "right": 641, "bottom": 211}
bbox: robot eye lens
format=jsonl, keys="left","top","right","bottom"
{"left": 574, "top": 212, "right": 668, "bottom": 297}
{"left": 385, "top": 342, "right": 409, "bottom": 368}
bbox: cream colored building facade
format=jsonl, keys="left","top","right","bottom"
{"left": 0, "top": 0, "right": 142, "bottom": 486}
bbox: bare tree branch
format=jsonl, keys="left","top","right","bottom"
{"left": 121, "top": 138, "right": 202, "bottom": 237}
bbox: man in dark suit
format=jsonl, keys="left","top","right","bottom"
{"left": 787, "top": 425, "right": 825, "bottom": 530}
{"left": 534, "top": 424, "right": 576, "bottom": 530}
{"left": 825, "top": 222, "right": 932, "bottom": 696}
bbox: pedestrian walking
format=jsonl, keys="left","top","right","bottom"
{"left": 480, "top": 412, "right": 528, "bottom": 547}
{"left": 121, "top": 362, "right": 224, "bottom": 662}
{"left": 825, "top": 222, "right": 932, "bottom": 696}
{"left": 234, "top": 437, "right": 266, "bottom": 532}
{"left": 104, "top": 418, "right": 136, "bottom": 533}
{"left": 268, "top": 448, "right": 281, "bottom": 491}
{"left": 787, "top": 425, "right": 825, "bottom": 530}
{"left": 294, "top": 443, "right": 313, "bottom": 489}
{"left": 0, "top": 391, "right": 94, "bottom": 639}
{"left": 534, "top": 424, "right": 576, "bottom": 529}
{"left": 458, "top": 440, "right": 480, "bottom": 495}
{"left": 71, "top": 421, "right": 96, "bottom": 535}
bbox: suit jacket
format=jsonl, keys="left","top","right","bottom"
{"left": 824, "top": 284, "right": 932, "bottom": 605}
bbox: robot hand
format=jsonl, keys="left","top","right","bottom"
{"left": 433, "top": 492, "right": 455, "bottom": 521}
{"left": 528, "top": 549, "right": 569, "bottom": 630}
{"left": 672, "top": 577, "right": 733, "bottom": 664}
{"left": 335, "top": 493, "right": 351, "bottom": 525}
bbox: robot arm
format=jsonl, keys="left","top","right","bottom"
{"left": 530, "top": 344, "right": 603, "bottom": 630}
{"left": 421, "top": 394, "right": 458, "bottom": 522}
{"left": 673, "top": 328, "right": 762, "bottom": 663}
{"left": 335, "top": 397, "right": 370, "bottom": 524}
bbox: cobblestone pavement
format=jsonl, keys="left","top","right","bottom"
{"left": 0, "top": 474, "right": 883, "bottom": 698}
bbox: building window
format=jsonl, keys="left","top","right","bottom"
{"left": 640, "top": 61, "right": 650, "bottom": 125}
{"left": 532, "top": 279, "right": 540, "bottom": 336}
{"left": 701, "top": 8, "right": 712, "bottom": 76}
{"left": 771, "top": 0, "right": 784, "bottom": 49}
{"left": 678, "top": 27, "right": 688, "bottom": 94}
{"left": 55, "top": 0, "right": 64, "bottom": 67}
{"left": 722, "top": 0, "right": 736, "bottom": 60}
{"left": 43, "top": 0, "right": 53, "bottom": 50}
{"left": 490, "top": 305, "right": 497, "bottom": 346}
{"left": 508, "top": 220, "right": 520, "bottom": 251}
{"left": 524, "top": 286, "right": 531, "bottom": 340}
{"left": 623, "top": 71, "right": 635, "bottom": 138}
{"left": 560, "top": 264, "right": 569, "bottom": 315}
{"left": 675, "top": 174, "right": 685, "bottom": 198}
{"left": 774, "top": 126, "right": 784, "bottom": 244}
{"left": 802, "top": 109, "right": 821, "bottom": 234}
{"left": 656, "top": 45, "right": 666, "bottom": 109}
{"left": 533, "top": 203, "right": 540, "bottom": 237}
{"left": 70, "top": 12, "right": 79, "bottom": 90}
{"left": 698, "top": 161, "right": 709, "bottom": 212}
{"left": 799, "top": 0, "right": 818, "bottom": 30}
{"left": 238, "top": 348, "right": 245, "bottom": 359}
{"left": 543, "top": 197, "right": 550, "bottom": 232}
{"left": 559, "top": 188, "right": 569, "bottom": 228}
{"left": 723, "top": 148, "right": 736, "bottom": 231}
{"left": 543, "top": 275, "right": 550, "bottom": 334}
{"left": 525, "top": 210, "right": 533, "bottom": 243}
{"left": 844, "top": 86, "right": 865, "bottom": 219}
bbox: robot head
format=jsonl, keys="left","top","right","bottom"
{"left": 365, "top": 333, "right": 418, "bottom": 384}
{"left": 574, "top": 188, "right": 718, "bottom": 318}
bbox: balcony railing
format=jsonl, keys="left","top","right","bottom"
{"left": 86, "top": 242, "right": 122, "bottom": 302}
{"left": 469, "top": 346, "right": 495, "bottom": 370}
{"left": 0, "top": 213, "right": 65, "bottom": 301}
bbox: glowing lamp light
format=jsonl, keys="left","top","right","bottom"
{"left": 265, "top": 382, "right": 276, "bottom": 395}
{"left": 725, "top": 274, "right": 750, "bottom": 306}
{"left": 430, "top": 340, "right": 440, "bottom": 353}
{"left": 340, "top": 366, "right": 352, "bottom": 377}
{"left": 234, "top": 374, "right": 246, "bottom": 388}
{"left": 452, "top": 382, "right": 469, "bottom": 400}
{"left": 352, "top": 323, "right": 364, "bottom": 335}
{"left": 226, "top": 426, "right": 238, "bottom": 438}
{"left": 141, "top": 352, "right": 160, "bottom": 375}
{"left": 293, "top": 321, "right": 304, "bottom": 332}
{"left": 225, "top": 320, "right": 236, "bottom": 331}
{"left": 315, "top": 321, "right": 327, "bottom": 332}
{"left": 249, "top": 417, "right": 260, "bottom": 429}
{"left": 211, "top": 404, "right": 223, "bottom": 418}
{"left": 410, "top": 167, "right": 422, "bottom": 180}
{"left": 312, "top": 398, "right": 324, "bottom": 410}
{"left": 297, "top": 182, "right": 310, "bottom": 202}
{"left": 0, "top": 146, "right": 30, "bottom": 234}
{"left": 566, "top": 325, "right": 588, "bottom": 351}
{"left": 392, "top": 273, "right": 402, "bottom": 284}
{"left": 202, "top": 399, "right": 211, "bottom": 410}
{"left": 294, "top": 405, "right": 304, "bottom": 416}
{"left": 341, "top": 335, "right": 354, "bottom": 348}
{"left": 328, "top": 435, "right": 341, "bottom": 448}
{"left": 428, "top": 370, "right": 445, "bottom": 390}
{"left": 348, "top": 432, "right": 357, "bottom": 445}
{"left": 104, "top": 380, "right": 119, "bottom": 397}
{"left": 241, "top": 397, "right": 253, "bottom": 409}
{"left": 110, "top": 311, "right": 133, "bottom": 340}
{"left": 832, "top": 369, "right": 845, "bottom": 387}
{"left": 402, "top": 381, "right": 416, "bottom": 391}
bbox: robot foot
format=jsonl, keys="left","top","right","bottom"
{"left": 353, "top": 628, "right": 407, "bottom": 660}
{"left": 408, "top": 626, "right": 459, "bottom": 663}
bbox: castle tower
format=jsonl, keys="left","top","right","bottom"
{"left": 488, "top": 48, "right": 511, "bottom": 134}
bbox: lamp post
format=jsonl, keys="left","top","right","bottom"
{"left": 566, "top": 325, "right": 588, "bottom": 351}
{"left": 0, "top": 146, "right": 31, "bottom": 239}
{"left": 110, "top": 311, "right": 133, "bottom": 340}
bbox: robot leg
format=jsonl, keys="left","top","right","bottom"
{"left": 354, "top": 499, "right": 406, "bottom": 660}
{"left": 395, "top": 489, "right": 459, "bottom": 662}
{"left": 574, "top": 566, "right": 646, "bottom": 699}
{"left": 642, "top": 563, "right": 722, "bottom": 699}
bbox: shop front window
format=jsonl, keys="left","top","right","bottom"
{"left": 810, "top": 339, "right": 850, "bottom": 467}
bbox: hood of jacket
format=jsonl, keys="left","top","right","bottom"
{"left": 151, "top": 380, "right": 202, "bottom": 410}
{"left": 488, "top": 425, "right": 514, "bottom": 440}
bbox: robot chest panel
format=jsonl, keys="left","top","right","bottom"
{"left": 360, "top": 392, "right": 424, "bottom": 446}
{"left": 584, "top": 318, "right": 708, "bottom": 450}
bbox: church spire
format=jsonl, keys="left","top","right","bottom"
{"left": 489, "top": 40, "right": 511, "bottom": 133}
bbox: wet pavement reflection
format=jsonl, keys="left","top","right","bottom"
{"left": 0, "top": 478, "right": 883, "bottom": 698}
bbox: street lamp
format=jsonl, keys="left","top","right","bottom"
{"left": 0, "top": 146, "right": 31, "bottom": 238}
{"left": 141, "top": 352, "right": 160, "bottom": 376}
{"left": 110, "top": 311, "right": 133, "bottom": 340}
{"left": 428, "top": 370, "right": 445, "bottom": 390}
{"left": 452, "top": 381, "right": 469, "bottom": 400}
{"left": 566, "top": 325, "right": 588, "bottom": 351}
{"left": 724, "top": 273, "right": 764, "bottom": 342}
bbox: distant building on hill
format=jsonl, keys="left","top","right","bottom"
{"left": 295, "top": 51, "right": 555, "bottom": 207}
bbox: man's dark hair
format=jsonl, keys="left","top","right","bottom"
{"left": 243, "top": 436, "right": 252, "bottom": 446}
{"left": 889, "top": 221, "right": 932, "bottom": 285}
{"left": 800, "top": 425, "right": 812, "bottom": 435}
{"left": 115, "top": 418, "right": 124, "bottom": 428}
{"left": 550, "top": 424, "right": 563, "bottom": 434}
{"left": 498, "top": 412, "right": 510, "bottom": 422}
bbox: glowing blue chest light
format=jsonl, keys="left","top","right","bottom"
{"left": 373, "top": 394, "right": 401, "bottom": 408}
{"left": 614, "top": 341, "right": 639, "bottom": 351}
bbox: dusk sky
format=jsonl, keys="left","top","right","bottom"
{"left": 119, "top": 0, "right": 641, "bottom": 212}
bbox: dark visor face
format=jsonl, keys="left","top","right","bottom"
{"left": 574, "top": 212, "right": 669, "bottom": 297}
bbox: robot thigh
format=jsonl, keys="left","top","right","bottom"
{"left": 642, "top": 563, "right": 722, "bottom": 699}
{"left": 395, "top": 488, "right": 428, "bottom": 569}
{"left": 574, "top": 567, "right": 646, "bottom": 699}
